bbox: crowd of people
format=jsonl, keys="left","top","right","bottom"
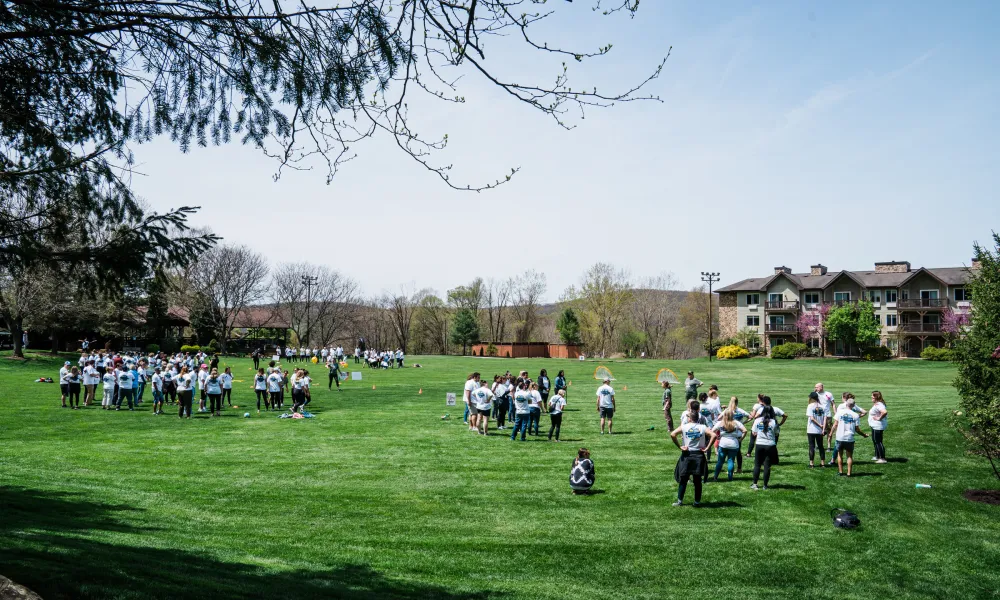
{"left": 458, "top": 369, "right": 889, "bottom": 504}
{"left": 60, "top": 348, "right": 349, "bottom": 417}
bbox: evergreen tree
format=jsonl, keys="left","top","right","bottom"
{"left": 954, "top": 233, "right": 1000, "bottom": 479}
{"left": 450, "top": 308, "right": 481, "bottom": 356}
{"left": 556, "top": 308, "right": 583, "bottom": 345}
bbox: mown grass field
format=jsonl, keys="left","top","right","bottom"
{"left": 1, "top": 352, "right": 998, "bottom": 600}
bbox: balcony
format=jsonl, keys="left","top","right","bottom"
{"left": 765, "top": 324, "right": 798, "bottom": 334}
{"left": 897, "top": 298, "right": 949, "bottom": 310}
{"left": 900, "top": 323, "right": 944, "bottom": 334}
{"left": 764, "top": 300, "right": 800, "bottom": 312}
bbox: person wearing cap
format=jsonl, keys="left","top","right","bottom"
{"left": 59, "top": 361, "right": 73, "bottom": 408}
{"left": 596, "top": 378, "right": 616, "bottom": 435}
{"left": 806, "top": 391, "right": 827, "bottom": 468}
{"left": 683, "top": 371, "right": 702, "bottom": 401}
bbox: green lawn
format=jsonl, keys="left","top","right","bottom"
{"left": 1, "top": 352, "right": 998, "bottom": 600}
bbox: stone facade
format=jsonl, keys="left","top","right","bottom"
{"left": 875, "top": 261, "right": 910, "bottom": 274}
{"left": 718, "top": 292, "right": 738, "bottom": 339}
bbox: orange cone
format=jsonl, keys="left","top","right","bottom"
{"left": 418, "top": 388, "right": 423, "bottom": 394}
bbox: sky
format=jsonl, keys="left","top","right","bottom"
{"left": 131, "top": 1, "right": 1000, "bottom": 302}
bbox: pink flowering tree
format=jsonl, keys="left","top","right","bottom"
{"left": 942, "top": 307, "right": 971, "bottom": 341}
{"left": 796, "top": 303, "right": 830, "bottom": 352}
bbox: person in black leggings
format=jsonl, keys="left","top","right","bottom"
{"left": 68, "top": 367, "right": 82, "bottom": 409}
{"left": 806, "top": 392, "right": 827, "bottom": 468}
{"left": 751, "top": 405, "right": 779, "bottom": 490}
{"left": 548, "top": 389, "right": 566, "bottom": 441}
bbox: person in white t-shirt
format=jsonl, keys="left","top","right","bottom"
{"left": 814, "top": 383, "right": 835, "bottom": 448}
{"left": 806, "top": 392, "right": 827, "bottom": 468}
{"left": 59, "top": 361, "right": 72, "bottom": 408}
{"left": 101, "top": 369, "right": 117, "bottom": 409}
{"left": 464, "top": 372, "right": 481, "bottom": 432}
{"left": 509, "top": 382, "right": 532, "bottom": 441}
{"left": 832, "top": 394, "right": 869, "bottom": 477}
{"left": 175, "top": 366, "right": 193, "bottom": 418}
{"left": 528, "top": 383, "right": 544, "bottom": 436}
{"left": 266, "top": 369, "right": 283, "bottom": 411}
{"left": 547, "top": 389, "right": 567, "bottom": 441}
{"left": 670, "top": 400, "right": 717, "bottom": 506}
{"left": 827, "top": 392, "right": 867, "bottom": 465}
{"left": 596, "top": 379, "right": 616, "bottom": 435}
{"left": 473, "top": 381, "right": 495, "bottom": 435}
{"left": 750, "top": 405, "right": 779, "bottom": 490}
{"left": 83, "top": 360, "right": 100, "bottom": 406}
{"left": 869, "top": 391, "right": 889, "bottom": 464}
{"left": 149, "top": 367, "right": 162, "bottom": 415}
{"left": 712, "top": 409, "right": 747, "bottom": 481}
{"left": 700, "top": 388, "right": 723, "bottom": 461}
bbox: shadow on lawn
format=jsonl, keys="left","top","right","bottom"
{"left": 0, "top": 487, "right": 504, "bottom": 600}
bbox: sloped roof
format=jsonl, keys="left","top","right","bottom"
{"left": 717, "top": 264, "right": 972, "bottom": 293}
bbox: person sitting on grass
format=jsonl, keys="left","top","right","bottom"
{"left": 570, "top": 448, "right": 595, "bottom": 495}
{"left": 832, "top": 394, "right": 869, "bottom": 477}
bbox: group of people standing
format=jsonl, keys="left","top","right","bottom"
{"left": 60, "top": 349, "right": 345, "bottom": 418}
{"left": 666, "top": 376, "right": 888, "bottom": 506}
{"left": 462, "top": 369, "right": 569, "bottom": 441}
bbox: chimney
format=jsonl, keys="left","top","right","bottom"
{"left": 774, "top": 266, "right": 791, "bottom": 275}
{"left": 874, "top": 261, "right": 911, "bottom": 274}
{"left": 810, "top": 264, "right": 828, "bottom": 276}
{"left": 972, "top": 258, "right": 982, "bottom": 270}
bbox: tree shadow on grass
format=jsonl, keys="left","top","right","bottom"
{"left": 848, "top": 472, "right": 883, "bottom": 478}
{"left": 885, "top": 457, "right": 909, "bottom": 463}
{"left": 0, "top": 487, "right": 505, "bottom": 600}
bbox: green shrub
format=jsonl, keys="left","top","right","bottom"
{"left": 486, "top": 343, "right": 498, "bottom": 357}
{"left": 145, "top": 343, "right": 160, "bottom": 354}
{"left": 922, "top": 346, "right": 956, "bottom": 361}
{"left": 703, "top": 337, "right": 738, "bottom": 355}
{"left": 860, "top": 346, "right": 892, "bottom": 361}
{"left": 205, "top": 339, "right": 220, "bottom": 353}
{"left": 180, "top": 345, "right": 201, "bottom": 354}
{"left": 770, "top": 342, "right": 808, "bottom": 359}
{"left": 716, "top": 344, "right": 750, "bottom": 359}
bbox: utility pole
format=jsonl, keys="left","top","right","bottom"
{"left": 701, "top": 272, "right": 720, "bottom": 361}
{"left": 301, "top": 275, "right": 319, "bottom": 347}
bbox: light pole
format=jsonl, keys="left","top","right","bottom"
{"left": 301, "top": 275, "right": 318, "bottom": 347}
{"left": 701, "top": 271, "right": 720, "bottom": 361}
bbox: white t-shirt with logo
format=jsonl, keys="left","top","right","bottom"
{"left": 712, "top": 421, "right": 746, "bottom": 449}
{"left": 680, "top": 423, "right": 710, "bottom": 451}
{"left": 151, "top": 373, "right": 163, "bottom": 392}
{"left": 267, "top": 373, "right": 283, "bottom": 393}
{"left": 473, "top": 387, "right": 494, "bottom": 411}
{"left": 818, "top": 391, "right": 835, "bottom": 417}
{"left": 117, "top": 371, "right": 134, "bottom": 390}
{"left": 220, "top": 373, "right": 233, "bottom": 389}
{"left": 513, "top": 390, "right": 531, "bottom": 414}
{"left": 83, "top": 366, "right": 100, "bottom": 386}
{"left": 102, "top": 372, "right": 116, "bottom": 390}
{"left": 868, "top": 402, "right": 887, "bottom": 430}
{"left": 700, "top": 397, "right": 722, "bottom": 423}
{"left": 549, "top": 396, "right": 566, "bottom": 414}
{"left": 752, "top": 417, "right": 777, "bottom": 446}
{"left": 681, "top": 412, "right": 712, "bottom": 426}
{"left": 835, "top": 407, "right": 861, "bottom": 442}
{"left": 596, "top": 384, "right": 615, "bottom": 408}
{"left": 529, "top": 390, "right": 542, "bottom": 409}
{"left": 806, "top": 402, "right": 826, "bottom": 435}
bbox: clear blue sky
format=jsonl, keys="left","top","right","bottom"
{"left": 133, "top": 1, "right": 1000, "bottom": 300}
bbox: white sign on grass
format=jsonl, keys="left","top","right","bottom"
{"left": 446, "top": 393, "right": 456, "bottom": 406}
{"left": 273, "top": 355, "right": 280, "bottom": 361}
{"left": 351, "top": 372, "right": 362, "bottom": 381}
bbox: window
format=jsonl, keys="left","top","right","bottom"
{"left": 873, "top": 314, "right": 881, "bottom": 325}
{"left": 920, "top": 290, "right": 939, "bottom": 300}
{"left": 886, "top": 314, "right": 898, "bottom": 327}
{"left": 834, "top": 291, "right": 851, "bottom": 303}
{"left": 745, "top": 293, "right": 760, "bottom": 306}
{"left": 769, "top": 315, "right": 785, "bottom": 326}
{"left": 868, "top": 290, "right": 881, "bottom": 303}
{"left": 771, "top": 338, "right": 785, "bottom": 348}
{"left": 768, "top": 293, "right": 782, "bottom": 304}
{"left": 955, "top": 288, "right": 970, "bottom": 302}
{"left": 806, "top": 338, "right": 820, "bottom": 349}
{"left": 804, "top": 292, "right": 820, "bottom": 304}
{"left": 885, "top": 289, "right": 898, "bottom": 304}
{"left": 748, "top": 338, "right": 761, "bottom": 350}
{"left": 746, "top": 315, "right": 760, "bottom": 327}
